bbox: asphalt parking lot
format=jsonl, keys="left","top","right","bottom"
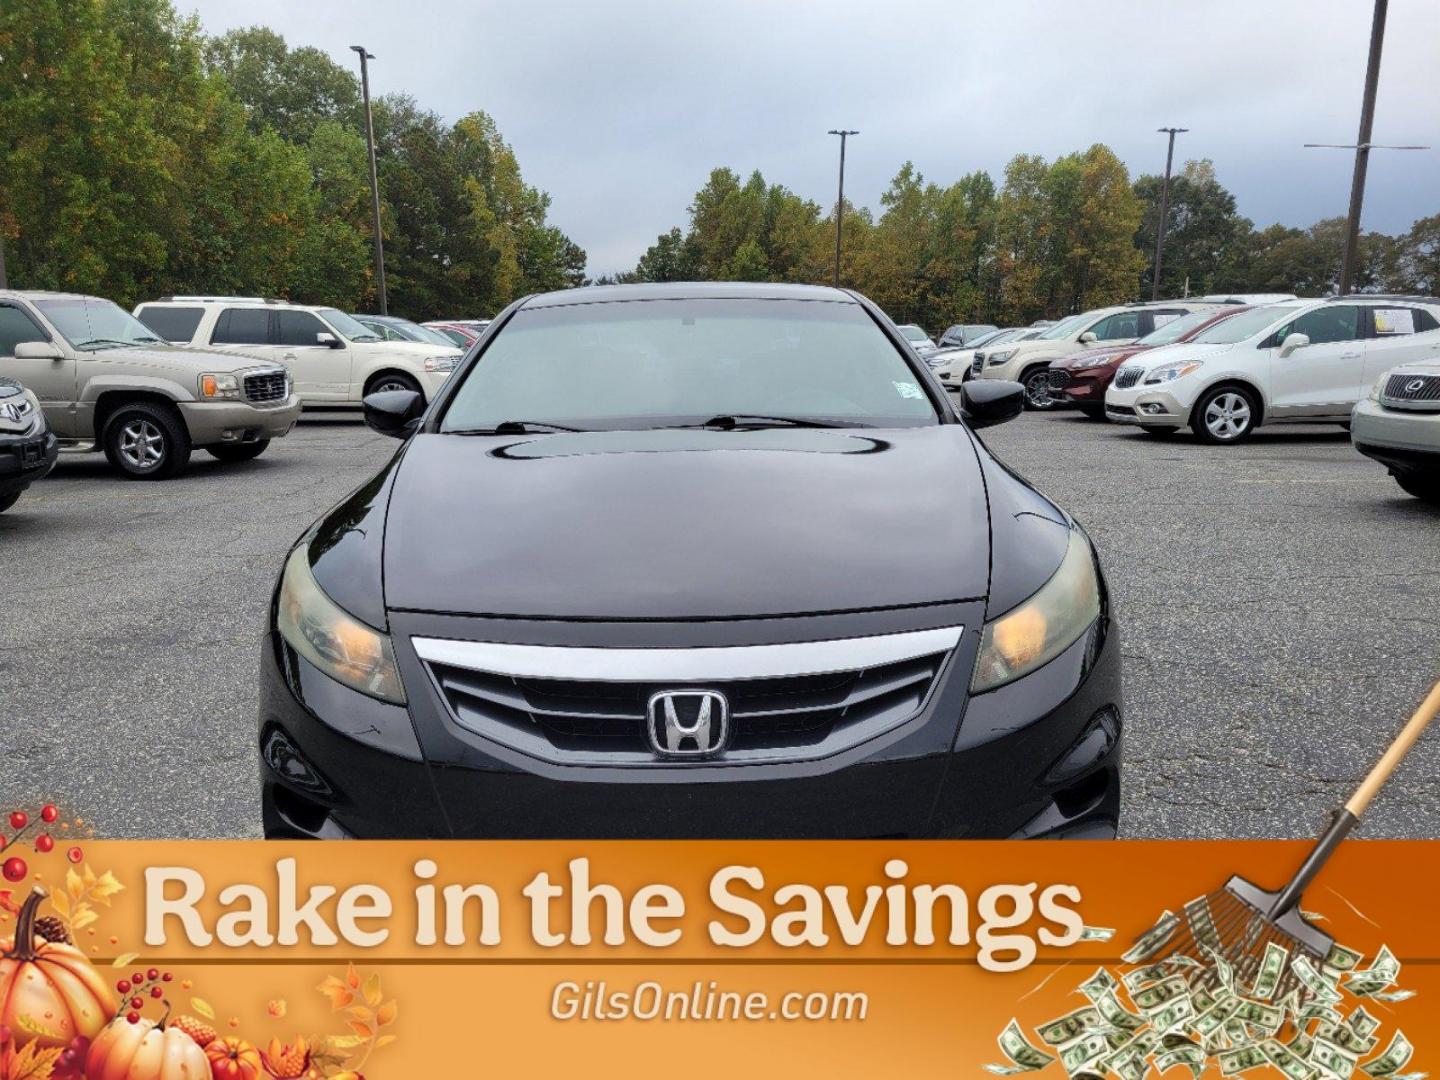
{"left": 2, "top": 409, "right": 1436, "bottom": 840}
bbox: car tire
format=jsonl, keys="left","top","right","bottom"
{"left": 207, "top": 440, "right": 270, "bottom": 464}
{"left": 1191, "top": 385, "right": 1258, "bottom": 445}
{"left": 1021, "top": 366, "right": 1056, "bottom": 410}
{"left": 1395, "top": 472, "right": 1440, "bottom": 506}
{"left": 368, "top": 372, "right": 422, "bottom": 398}
{"left": 102, "top": 402, "right": 192, "bottom": 480}
{"left": 1080, "top": 405, "right": 1107, "bottom": 421}
{"left": 0, "top": 491, "right": 20, "bottom": 514}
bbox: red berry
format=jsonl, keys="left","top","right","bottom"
{"left": 66, "top": 846, "right": 83, "bottom": 864}
{"left": 130, "top": 996, "right": 143, "bottom": 1010}
{"left": 116, "top": 980, "right": 131, "bottom": 994}
{"left": 126, "top": 1012, "right": 140, "bottom": 1024}
{"left": 131, "top": 972, "right": 144, "bottom": 986}
{"left": 35, "top": 834, "right": 54, "bottom": 853}
{"left": 147, "top": 967, "right": 159, "bottom": 981}
{"left": 150, "top": 986, "right": 163, "bottom": 999}
{"left": 2, "top": 856, "right": 26, "bottom": 882}
{"left": 8, "top": 812, "right": 26, "bottom": 831}
{"left": 161, "top": 972, "right": 173, "bottom": 982}
{"left": 41, "top": 805, "right": 58, "bottom": 824}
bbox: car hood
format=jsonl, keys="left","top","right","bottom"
{"left": 380, "top": 426, "right": 994, "bottom": 619}
{"left": 1116, "top": 341, "right": 1236, "bottom": 370}
{"left": 1054, "top": 343, "right": 1148, "bottom": 369}
{"left": 1388, "top": 358, "right": 1440, "bottom": 376}
{"left": 93, "top": 344, "right": 278, "bottom": 371}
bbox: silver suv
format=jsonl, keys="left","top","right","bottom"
{"left": 0, "top": 291, "right": 301, "bottom": 479}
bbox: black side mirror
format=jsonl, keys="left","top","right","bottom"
{"left": 958, "top": 380, "right": 1024, "bottom": 429}
{"left": 363, "top": 390, "right": 425, "bottom": 439}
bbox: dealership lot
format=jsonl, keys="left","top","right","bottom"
{"left": 1, "top": 409, "right": 1436, "bottom": 840}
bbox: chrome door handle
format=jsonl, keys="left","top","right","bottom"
{"left": 1340, "top": 352, "right": 1361, "bottom": 359}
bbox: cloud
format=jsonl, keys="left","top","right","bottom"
{"left": 181, "top": 0, "right": 1439, "bottom": 275}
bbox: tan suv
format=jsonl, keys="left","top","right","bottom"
{"left": 0, "top": 291, "right": 301, "bottom": 479}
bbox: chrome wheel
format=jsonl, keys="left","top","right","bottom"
{"left": 117, "top": 419, "right": 166, "bottom": 469}
{"left": 373, "top": 377, "right": 414, "bottom": 394}
{"left": 1203, "top": 392, "right": 1251, "bottom": 441}
{"left": 1023, "top": 370, "right": 1054, "bottom": 409}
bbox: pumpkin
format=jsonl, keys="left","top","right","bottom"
{"left": 0, "top": 887, "right": 115, "bottom": 1049}
{"left": 206, "top": 1036, "right": 265, "bottom": 1080}
{"left": 86, "top": 1014, "right": 211, "bottom": 1080}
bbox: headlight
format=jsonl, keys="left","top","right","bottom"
{"left": 199, "top": 373, "right": 242, "bottom": 400}
{"left": 971, "top": 531, "right": 1101, "bottom": 693}
{"left": 425, "top": 355, "right": 460, "bottom": 373}
{"left": 276, "top": 545, "right": 406, "bottom": 704}
{"left": 1143, "top": 360, "right": 1203, "bottom": 385}
{"left": 987, "top": 349, "right": 1016, "bottom": 366}
{"left": 1369, "top": 374, "right": 1388, "bottom": 402}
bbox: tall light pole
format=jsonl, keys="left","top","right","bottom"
{"left": 0, "top": 232, "right": 7, "bottom": 290}
{"left": 1304, "top": 0, "right": 1427, "bottom": 294}
{"left": 828, "top": 129, "right": 858, "bottom": 289}
{"left": 351, "top": 45, "right": 388, "bottom": 315}
{"left": 1150, "top": 127, "right": 1187, "bottom": 300}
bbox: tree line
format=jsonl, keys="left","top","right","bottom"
{"left": 0, "top": 0, "right": 585, "bottom": 318}
{"left": 607, "top": 156, "right": 1438, "bottom": 330}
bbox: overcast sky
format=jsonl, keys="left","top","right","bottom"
{"left": 182, "top": 0, "right": 1438, "bottom": 276}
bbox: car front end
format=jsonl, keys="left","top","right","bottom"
{"left": 1048, "top": 345, "right": 1149, "bottom": 409}
{"left": 176, "top": 361, "right": 302, "bottom": 446}
{"left": 1103, "top": 350, "right": 1211, "bottom": 430}
{"left": 1352, "top": 362, "right": 1440, "bottom": 503}
{"left": 0, "top": 379, "right": 59, "bottom": 509}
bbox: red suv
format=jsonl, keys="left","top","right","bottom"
{"left": 1047, "top": 305, "right": 1252, "bottom": 418}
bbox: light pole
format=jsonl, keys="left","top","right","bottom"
{"left": 828, "top": 129, "right": 858, "bottom": 289}
{"left": 1150, "top": 127, "right": 1187, "bottom": 300}
{"left": 0, "top": 232, "right": 7, "bottom": 290}
{"left": 1304, "top": 0, "right": 1427, "bottom": 294}
{"left": 351, "top": 45, "right": 388, "bottom": 315}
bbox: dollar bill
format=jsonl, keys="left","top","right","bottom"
{"left": 1318, "top": 1021, "right": 1379, "bottom": 1057}
{"left": 1193, "top": 997, "right": 1242, "bottom": 1038}
{"left": 1079, "top": 967, "right": 1119, "bottom": 1003}
{"left": 1123, "top": 963, "right": 1171, "bottom": 992}
{"left": 1123, "top": 911, "right": 1180, "bottom": 965}
{"left": 1037, "top": 1007, "right": 1104, "bottom": 1047}
{"left": 988, "top": 1019, "right": 1058, "bottom": 1075}
{"left": 1325, "top": 943, "right": 1364, "bottom": 973}
{"left": 1079, "top": 925, "right": 1116, "bottom": 942}
{"left": 1132, "top": 974, "right": 1189, "bottom": 1013}
{"left": 1288, "top": 1032, "right": 1314, "bottom": 1059}
{"left": 1360, "top": 1032, "right": 1413, "bottom": 1078}
{"left": 1293, "top": 955, "right": 1344, "bottom": 1005}
{"left": 1251, "top": 941, "right": 1289, "bottom": 1001}
{"left": 1313, "top": 1037, "right": 1359, "bottom": 1080}
{"left": 1149, "top": 995, "right": 1196, "bottom": 1034}
{"left": 1095, "top": 990, "right": 1146, "bottom": 1033}
{"left": 1232, "top": 998, "right": 1284, "bottom": 1033}
{"left": 1060, "top": 1033, "right": 1112, "bottom": 1076}
{"left": 1219, "top": 1045, "right": 1269, "bottom": 1076}
{"left": 1366, "top": 989, "right": 1415, "bottom": 1003}
{"left": 1345, "top": 946, "right": 1400, "bottom": 996}
{"left": 1263, "top": 1038, "right": 1319, "bottom": 1080}
{"left": 1203, "top": 944, "right": 1237, "bottom": 993}
{"left": 1156, "top": 1044, "right": 1206, "bottom": 1079}
{"left": 1349, "top": 1007, "right": 1381, "bottom": 1039}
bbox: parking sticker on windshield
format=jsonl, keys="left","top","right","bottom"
{"left": 893, "top": 381, "right": 924, "bottom": 400}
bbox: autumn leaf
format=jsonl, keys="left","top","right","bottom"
{"left": 65, "top": 869, "right": 83, "bottom": 902}
{"left": 111, "top": 952, "right": 138, "bottom": 968}
{"left": 14, "top": 1013, "right": 64, "bottom": 1041}
{"left": 3, "top": 1040, "right": 63, "bottom": 1080}
{"left": 346, "top": 1020, "right": 373, "bottom": 1040}
{"left": 322, "top": 1035, "right": 366, "bottom": 1053}
{"left": 191, "top": 997, "right": 216, "bottom": 1020}
{"left": 344, "top": 963, "right": 360, "bottom": 990}
{"left": 44, "top": 892, "right": 65, "bottom": 919}
{"left": 374, "top": 1034, "right": 398, "bottom": 1050}
{"left": 361, "top": 972, "right": 382, "bottom": 1007}
{"left": 375, "top": 1000, "right": 397, "bottom": 1027}
{"left": 90, "top": 870, "right": 124, "bottom": 905}
{"left": 317, "top": 975, "right": 354, "bottom": 1011}
{"left": 70, "top": 907, "right": 98, "bottom": 932}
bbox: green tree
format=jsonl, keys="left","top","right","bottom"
{"left": 204, "top": 27, "right": 360, "bottom": 144}
{"left": 1134, "top": 160, "right": 1251, "bottom": 297}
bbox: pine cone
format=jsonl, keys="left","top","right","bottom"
{"left": 33, "top": 915, "right": 70, "bottom": 944}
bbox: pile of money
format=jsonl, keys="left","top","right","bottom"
{"left": 986, "top": 910, "right": 1422, "bottom": 1080}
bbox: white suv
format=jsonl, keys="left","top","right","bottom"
{"left": 133, "top": 298, "right": 463, "bottom": 406}
{"left": 972, "top": 301, "right": 1218, "bottom": 409}
{"left": 1104, "top": 296, "right": 1440, "bottom": 444}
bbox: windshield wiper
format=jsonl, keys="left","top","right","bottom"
{"left": 454, "top": 420, "right": 589, "bottom": 435}
{"left": 74, "top": 338, "right": 142, "bottom": 351}
{"left": 690, "top": 414, "right": 868, "bottom": 430}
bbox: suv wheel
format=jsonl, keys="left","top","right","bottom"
{"left": 369, "top": 372, "right": 422, "bottom": 397}
{"left": 208, "top": 440, "right": 270, "bottom": 464}
{"left": 0, "top": 491, "right": 20, "bottom": 514}
{"left": 1021, "top": 366, "right": 1056, "bottom": 410}
{"left": 103, "top": 402, "right": 191, "bottom": 480}
{"left": 1191, "top": 386, "right": 1258, "bottom": 445}
{"left": 1395, "top": 471, "right": 1440, "bottom": 506}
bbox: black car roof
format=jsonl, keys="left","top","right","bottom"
{"left": 520, "top": 281, "right": 855, "bottom": 308}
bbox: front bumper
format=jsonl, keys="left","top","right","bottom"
{"left": 178, "top": 394, "right": 302, "bottom": 446}
{"left": 1104, "top": 382, "right": 1191, "bottom": 428}
{"left": 1351, "top": 398, "right": 1440, "bottom": 470}
{"left": 1052, "top": 367, "right": 1116, "bottom": 405}
{"left": 0, "top": 427, "right": 59, "bottom": 495}
{"left": 258, "top": 602, "right": 1123, "bottom": 840}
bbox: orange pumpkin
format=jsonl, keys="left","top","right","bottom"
{"left": 206, "top": 1035, "right": 265, "bottom": 1080}
{"left": 0, "top": 887, "right": 115, "bottom": 1049}
{"left": 86, "top": 1014, "right": 211, "bottom": 1079}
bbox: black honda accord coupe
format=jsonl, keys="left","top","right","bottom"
{"left": 259, "top": 283, "right": 1121, "bottom": 839}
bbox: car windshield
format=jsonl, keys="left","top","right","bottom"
{"left": 432, "top": 326, "right": 472, "bottom": 346}
{"left": 899, "top": 325, "right": 929, "bottom": 342}
{"left": 320, "top": 308, "right": 383, "bottom": 342}
{"left": 1188, "top": 306, "right": 1293, "bottom": 345}
{"left": 441, "top": 298, "right": 940, "bottom": 432}
{"left": 1037, "top": 313, "right": 1092, "bottom": 340}
{"left": 35, "top": 298, "right": 164, "bottom": 350}
{"left": 374, "top": 317, "right": 456, "bottom": 348}
{"left": 973, "top": 329, "right": 1016, "bottom": 347}
{"left": 1137, "top": 309, "right": 1224, "bottom": 346}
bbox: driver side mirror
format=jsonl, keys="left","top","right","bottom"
{"left": 14, "top": 341, "right": 62, "bottom": 361}
{"left": 317, "top": 332, "right": 344, "bottom": 349}
{"left": 1277, "top": 332, "right": 1310, "bottom": 359}
{"left": 363, "top": 389, "right": 425, "bottom": 439}
{"left": 958, "top": 379, "right": 1025, "bottom": 429}
{"left": 1078, "top": 331, "right": 1098, "bottom": 345}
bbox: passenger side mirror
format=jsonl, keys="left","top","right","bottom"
{"left": 1277, "top": 332, "right": 1310, "bottom": 359}
{"left": 1078, "top": 331, "right": 1098, "bottom": 345}
{"left": 958, "top": 380, "right": 1025, "bottom": 429}
{"left": 14, "top": 341, "right": 62, "bottom": 361}
{"left": 363, "top": 389, "right": 425, "bottom": 439}
{"left": 317, "top": 332, "right": 344, "bottom": 349}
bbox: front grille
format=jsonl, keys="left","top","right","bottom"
{"left": 244, "top": 370, "right": 289, "bottom": 404}
{"left": 1114, "top": 367, "right": 1144, "bottom": 389}
{"left": 1048, "top": 370, "right": 1071, "bottom": 390}
{"left": 1382, "top": 372, "right": 1440, "bottom": 408}
{"left": 417, "top": 631, "right": 959, "bottom": 766}
{"left": 971, "top": 354, "right": 985, "bottom": 376}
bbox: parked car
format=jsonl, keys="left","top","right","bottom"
{"left": 1352, "top": 355, "right": 1440, "bottom": 504}
{"left": 938, "top": 323, "right": 999, "bottom": 349}
{"left": 0, "top": 377, "right": 58, "bottom": 512}
{"left": 423, "top": 322, "right": 482, "bottom": 348}
{"left": 932, "top": 328, "right": 1040, "bottom": 387}
{"left": 896, "top": 323, "right": 939, "bottom": 355}
{"left": 1104, "top": 296, "right": 1440, "bottom": 444}
{"left": 973, "top": 302, "right": 1215, "bottom": 409}
{"left": 2, "top": 291, "right": 300, "bottom": 479}
{"left": 354, "top": 314, "right": 466, "bottom": 351}
{"left": 134, "top": 297, "right": 463, "bottom": 407}
{"left": 1048, "top": 306, "right": 1248, "bottom": 419}
{"left": 259, "top": 282, "right": 1121, "bottom": 840}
